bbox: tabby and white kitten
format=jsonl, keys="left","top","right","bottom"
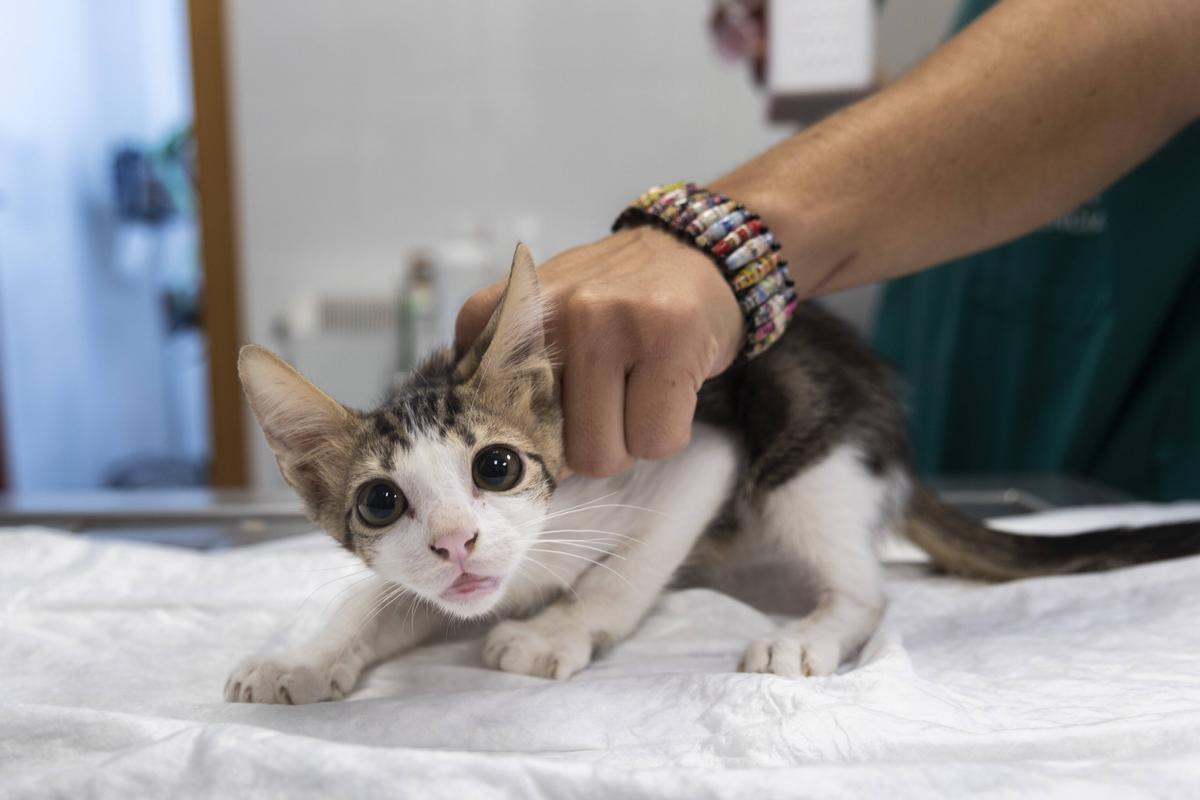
{"left": 226, "top": 244, "right": 1200, "bottom": 704}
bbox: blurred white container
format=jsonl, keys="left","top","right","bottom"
{"left": 429, "top": 214, "right": 544, "bottom": 350}
{"left": 431, "top": 230, "right": 496, "bottom": 351}
{"left": 767, "top": 0, "right": 876, "bottom": 123}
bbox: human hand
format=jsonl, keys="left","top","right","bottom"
{"left": 455, "top": 227, "right": 744, "bottom": 477}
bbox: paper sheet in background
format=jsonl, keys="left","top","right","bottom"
{"left": 767, "top": 0, "right": 875, "bottom": 122}
{"left": 3, "top": 505, "right": 1200, "bottom": 798}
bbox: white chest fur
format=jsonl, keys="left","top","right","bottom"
{"left": 501, "top": 422, "right": 742, "bottom": 612}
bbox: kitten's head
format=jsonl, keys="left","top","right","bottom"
{"left": 239, "top": 243, "right": 562, "bottom": 619}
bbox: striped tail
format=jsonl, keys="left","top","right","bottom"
{"left": 904, "top": 485, "right": 1200, "bottom": 581}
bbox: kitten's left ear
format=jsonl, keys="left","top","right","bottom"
{"left": 238, "top": 345, "right": 355, "bottom": 497}
{"left": 455, "top": 242, "right": 550, "bottom": 381}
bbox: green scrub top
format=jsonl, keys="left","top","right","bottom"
{"left": 872, "top": 0, "right": 1200, "bottom": 500}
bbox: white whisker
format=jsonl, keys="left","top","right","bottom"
{"left": 334, "top": 582, "right": 408, "bottom": 664}
{"left": 536, "top": 536, "right": 626, "bottom": 545}
{"left": 513, "top": 563, "right": 546, "bottom": 608}
{"left": 521, "top": 503, "right": 669, "bottom": 529}
{"left": 533, "top": 539, "right": 627, "bottom": 560}
{"left": 522, "top": 491, "right": 619, "bottom": 522}
{"left": 403, "top": 591, "right": 422, "bottom": 636}
{"left": 526, "top": 547, "right": 633, "bottom": 588}
{"left": 315, "top": 571, "right": 379, "bottom": 619}
{"left": 296, "top": 567, "right": 373, "bottom": 604}
{"left": 537, "top": 527, "right": 640, "bottom": 543}
{"left": 521, "top": 555, "right": 580, "bottom": 602}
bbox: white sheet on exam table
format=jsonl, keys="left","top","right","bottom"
{"left": 2, "top": 503, "right": 1200, "bottom": 798}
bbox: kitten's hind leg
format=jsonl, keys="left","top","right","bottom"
{"left": 738, "top": 445, "right": 901, "bottom": 677}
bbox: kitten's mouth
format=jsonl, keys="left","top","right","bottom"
{"left": 442, "top": 572, "right": 499, "bottom": 600}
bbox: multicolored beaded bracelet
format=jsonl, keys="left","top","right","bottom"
{"left": 612, "top": 182, "right": 798, "bottom": 361}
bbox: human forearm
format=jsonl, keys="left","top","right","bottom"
{"left": 454, "top": 0, "right": 1200, "bottom": 477}
{"left": 714, "top": 0, "right": 1200, "bottom": 297}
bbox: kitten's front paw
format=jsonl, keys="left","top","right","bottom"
{"left": 482, "top": 620, "right": 593, "bottom": 680}
{"left": 738, "top": 634, "right": 840, "bottom": 677}
{"left": 224, "top": 655, "right": 354, "bottom": 704}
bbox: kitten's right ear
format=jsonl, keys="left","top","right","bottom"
{"left": 238, "top": 345, "right": 353, "bottom": 492}
{"left": 454, "top": 242, "right": 548, "bottom": 382}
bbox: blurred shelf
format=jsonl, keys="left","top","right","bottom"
{"left": 929, "top": 473, "right": 1133, "bottom": 519}
{"left": 0, "top": 474, "right": 1134, "bottom": 550}
{"left": 0, "top": 489, "right": 308, "bottom": 549}
{"left": 0, "top": 488, "right": 304, "bottom": 526}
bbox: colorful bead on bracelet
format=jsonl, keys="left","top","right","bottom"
{"left": 613, "top": 183, "right": 798, "bottom": 361}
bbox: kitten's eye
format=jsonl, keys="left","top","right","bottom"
{"left": 472, "top": 446, "right": 523, "bottom": 492}
{"left": 355, "top": 480, "right": 407, "bottom": 527}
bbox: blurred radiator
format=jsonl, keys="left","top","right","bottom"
{"left": 275, "top": 294, "right": 402, "bottom": 411}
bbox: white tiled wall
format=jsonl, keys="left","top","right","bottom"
{"left": 224, "top": 1, "right": 957, "bottom": 487}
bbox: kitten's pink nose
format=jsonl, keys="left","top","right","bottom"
{"left": 430, "top": 530, "right": 478, "bottom": 566}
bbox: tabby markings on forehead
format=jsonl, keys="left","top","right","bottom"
{"left": 392, "top": 389, "right": 442, "bottom": 434}
{"left": 373, "top": 413, "right": 399, "bottom": 440}
{"left": 525, "top": 451, "right": 557, "bottom": 492}
{"left": 370, "top": 412, "right": 410, "bottom": 463}
{"left": 379, "top": 384, "right": 481, "bottom": 445}
{"left": 442, "top": 390, "right": 464, "bottom": 431}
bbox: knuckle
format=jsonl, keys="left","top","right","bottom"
{"left": 628, "top": 422, "right": 691, "bottom": 461}
{"left": 570, "top": 449, "right": 628, "bottom": 478}
{"left": 563, "top": 292, "right": 612, "bottom": 344}
{"left": 640, "top": 292, "right": 705, "bottom": 340}
{"left": 640, "top": 291, "right": 688, "bottom": 326}
{"left": 641, "top": 289, "right": 677, "bottom": 315}
{"left": 565, "top": 285, "right": 611, "bottom": 317}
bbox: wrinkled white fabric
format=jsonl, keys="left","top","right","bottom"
{"left": 2, "top": 505, "right": 1200, "bottom": 799}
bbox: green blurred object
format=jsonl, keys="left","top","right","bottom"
{"left": 872, "top": 0, "right": 1200, "bottom": 501}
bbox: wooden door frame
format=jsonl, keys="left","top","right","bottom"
{"left": 0, "top": 345, "right": 7, "bottom": 491}
{"left": 188, "top": 0, "right": 248, "bottom": 487}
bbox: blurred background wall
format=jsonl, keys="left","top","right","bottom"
{"left": 224, "top": 0, "right": 957, "bottom": 487}
{"left": 0, "top": 0, "right": 205, "bottom": 490}
{"left": 0, "top": 0, "right": 958, "bottom": 491}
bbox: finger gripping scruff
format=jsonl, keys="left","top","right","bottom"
{"left": 613, "top": 182, "right": 797, "bottom": 361}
